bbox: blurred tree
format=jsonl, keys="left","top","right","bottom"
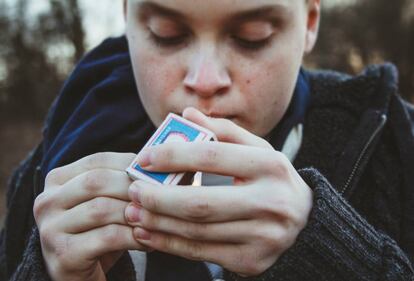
{"left": 0, "top": 0, "right": 86, "bottom": 122}
{"left": 308, "top": 0, "right": 414, "bottom": 102}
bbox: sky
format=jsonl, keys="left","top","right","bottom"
{"left": 78, "top": 0, "right": 126, "bottom": 49}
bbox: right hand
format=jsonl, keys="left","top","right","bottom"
{"left": 33, "top": 152, "right": 148, "bottom": 281}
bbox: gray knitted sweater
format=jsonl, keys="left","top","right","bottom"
{"left": 1, "top": 63, "right": 414, "bottom": 281}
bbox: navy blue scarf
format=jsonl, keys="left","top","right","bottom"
{"left": 40, "top": 36, "right": 310, "bottom": 281}
{"left": 41, "top": 37, "right": 155, "bottom": 179}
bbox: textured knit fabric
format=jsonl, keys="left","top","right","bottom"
{"left": 1, "top": 37, "right": 414, "bottom": 281}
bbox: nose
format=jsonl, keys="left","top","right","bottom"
{"left": 183, "top": 51, "right": 231, "bottom": 98}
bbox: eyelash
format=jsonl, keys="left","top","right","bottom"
{"left": 149, "top": 32, "right": 272, "bottom": 51}
{"left": 231, "top": 36, "right": 272, "bottom": 51}
{"left": 149, "top": 32, "right": 189, "bottom": 47}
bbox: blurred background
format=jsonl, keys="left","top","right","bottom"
{"left": 0, "top": 0, "right": 413, "bottom": 226}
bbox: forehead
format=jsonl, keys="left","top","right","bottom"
{"left": 130, "top": 0, "right": 299, "bottom": 22}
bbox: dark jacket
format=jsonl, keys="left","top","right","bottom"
{"left": 1, "top": 37, "right": 414, "bottom": 281}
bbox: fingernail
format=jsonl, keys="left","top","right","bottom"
{"left": 137, "top": 149, "right": 152, "bottom": 167}
{"left": 126, "top": 203, "right": 141, "bottom": 223}
{"left": 134, "top": 227, "right": 151, "bottom": 241}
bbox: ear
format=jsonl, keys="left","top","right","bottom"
{"left": 304, "top": 0, "right": 321, "bottom": 53}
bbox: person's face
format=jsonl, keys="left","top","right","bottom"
{"left": 124, "top": 0, "right": 320, "bottom": 137}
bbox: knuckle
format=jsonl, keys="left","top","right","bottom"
{"left": 269, "top": 192, "right": 297, "bottom": 222}
{"left": 53, "top": 236, "right": 72, "bottom": 261}
{"left": 38, "top": 221, "right": 54, "bottom": 246}
{"left": 186, "top": 241, "right": 203, "bottom": 261}
{"left": 259, "top": 228, "right": 286, "bottom": 252}
{"left": 214, "top": 118, "right": 235, "bottom": 137}
{"left": 259, "top": 139, "right": 273, "bottom": 149}
{"left": 280, "top": 203, "right": 297, "bottom": 222}
{"left": 89, "top": 197, "right": 112, "bottom": 222}
{"left": 264, "top": 152, "right": 290, "bottom": 177}
{"left": 159, "top": 234, "right": 175, "bottom": 252}
{"left": 140, "top": 210, "right": 157, "bottom": 229}
{"left": 101, "top": 225, "right": 122, "bottom": 245}
{"left": 82, "top": 170, "right": 105, "bottom": 194}
{"left": 155, "top": 146, "right": 175, "bottom": 167}
{"left": 250, "top": 262, "right": 270, "bottom": 276}
{"left": 141, "top": 190, "right": 159, "bottom": 211}
{"left": 238, "top": 250, "right": 266, "bottom": 276}
{"left": 39, "top": 222, "right": 67, "bottom": 255}
{"left": 84, "top": 152, "right": 108, "bottom": 169}
{"left": 33, "top": 192, "right": 54, "bottom": 219}
{"left": 185, "top": 197, "right": 211, "bottom": 220}
{"left": 33, "top": 193, "right": 46, "bottom": 218}
{"left": 184, "top": 222, "right": 207, "bottom": 240}
{"left": 45, "top": 168, "right": 63, "bottom": 185}
{"left": 221, "top": 118, "right": 235, "bottom": 130}
{"left": 197, "top": 146, "right": 218, "bottom": 169}
{"left": 257, "top": 196, "right": 292, "bottom": 223}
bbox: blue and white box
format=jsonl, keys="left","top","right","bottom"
{"left": 126, "top": 113, "right": 217, "bottom": 185}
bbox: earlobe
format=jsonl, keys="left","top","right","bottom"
{"left": 305, "top": 0, "right": 321, "bottom": 53}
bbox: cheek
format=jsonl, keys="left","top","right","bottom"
{"left": 130, "top": 47, "right": 183, "bottom": 125}
{"left": 233, "top": 23, "right": 305, "bottom": 136}
{"left": 237, "top": 57, "right": 295, "bottom": 136}
{"left": 136, "top": 54, "right": 176, "bottom": 98}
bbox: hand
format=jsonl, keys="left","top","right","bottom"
{"left": 125, "top": 107, "right": 313, "bottom": 277}
{"left": 33, "top": 153, "right": 149, "bottom": 281}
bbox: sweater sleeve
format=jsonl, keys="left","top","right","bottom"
{"left": 225, "top": 168, "right": 414, "bottom": 281}
{"left": 6, "top": 227, "right": 52, "bottom": 281}
{"left": 3, "top": 227, "right": 138, "bottom": 281}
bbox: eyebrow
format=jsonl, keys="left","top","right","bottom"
{"left": 136, "top": 1, "right": 291, "bottom": 23}
{"left": 137, "top": 2, "right": 187, "bottom": 21}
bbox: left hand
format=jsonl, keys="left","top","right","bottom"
{"left": 125, "top": 107, "right": 313, "bottom": 277}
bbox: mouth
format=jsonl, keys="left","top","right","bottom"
{"left": 174, "top": 109, "right": 236, "bottom": 120}
{"left": 203, "top": 112, "right": 233, "bottom": 119}
{"left": 206, "top": 113, "right": 237, "bottom": 120}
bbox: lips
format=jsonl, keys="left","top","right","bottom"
{"left": 173, "top": 108, "right": 236, "bottom": 120}
{"left": 191, "top": 110, "right": 236, "bottom": 119}
{"left": 206, "top": 113, "right": 236, "bottom": 119}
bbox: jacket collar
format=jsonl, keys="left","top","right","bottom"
{"left": 295, "top": 64, "right": 398, "bottom": 198}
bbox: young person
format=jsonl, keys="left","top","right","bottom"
{"left": 1, "top": 0, "right": 414, "bottom": 280}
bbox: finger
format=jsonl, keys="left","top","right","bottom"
{"left": 69, "top": 224, "right": 149, "bottom": 262}
{"left": 126, "top": 203, "right": 258, "bottom": 243}
{"left": 132, "top": 227, "right": 244, "bottom": 272}
{"left": 138, "top": 141, "right": 278, "bottom": 179}
{"left": 183, "top": 107, "right": 272, "bottom": 149}
{"left": 61, "top": 197, "right": 129, "bottom": 233}
{"left": 56, "top": 169, "right": 132, "bottom": 209}
{"left": 45, "top": 152, "right": 136, "bottom": 186}
{"left": 129, "top": 180, "right": 256, "bottom": 222}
